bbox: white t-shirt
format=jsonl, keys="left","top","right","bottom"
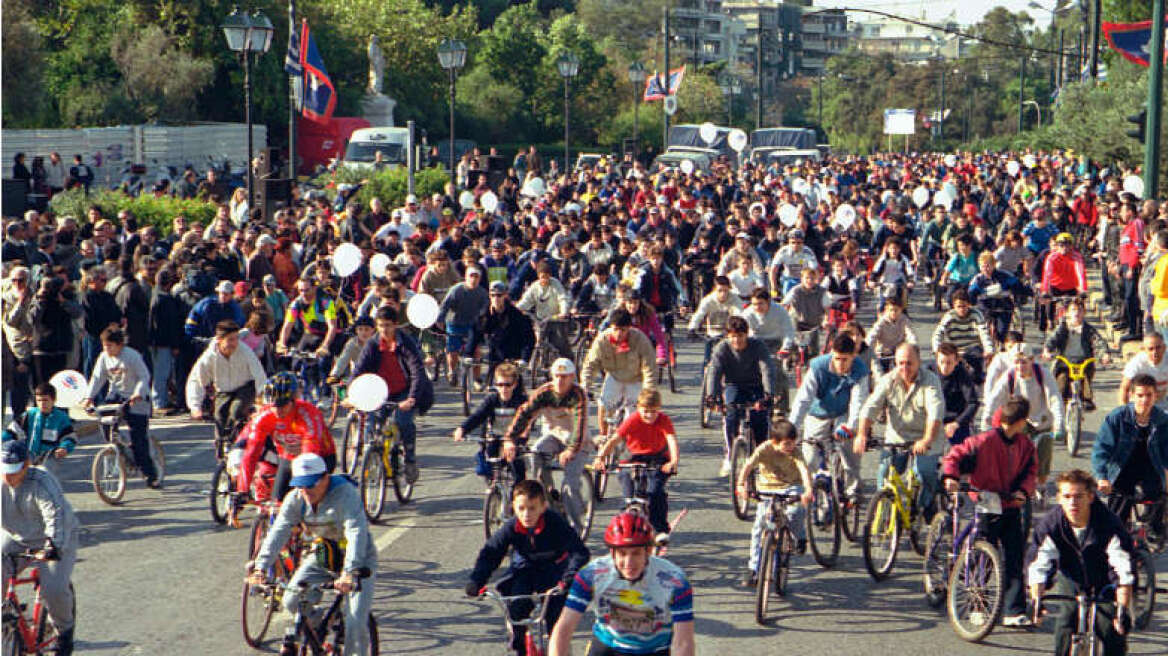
{"left": 1122, "top": 352, "right": 1168, "bottom": 407}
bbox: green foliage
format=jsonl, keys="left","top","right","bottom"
{"left": 312, "top": 167, "right": 450, "bottom": 211}
{"left": 48, "top": 189, "right": 218, "bottom": 235}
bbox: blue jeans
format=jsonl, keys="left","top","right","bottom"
{"left": 723, "top": 384, "right": 769, "bottom": 457}
{"left": 378, "top": 391, "right": 416, "bottom": 464}
{"left": 150, "top": 347, "right": 175, "bottom": 409}
{"left": 618, "top": 454, "right": 670, "bottom": 534}
{"left": 82, "top": 334, "right": 102, "bottom": 378}
{"left": 748, "top": 486, "right": 805, "bottom": 572}
{"left": 877, "top": 449, "right": 939, "bottom": 520}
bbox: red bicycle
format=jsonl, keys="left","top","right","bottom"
{"left": 3, "top": 550, "right": 73, "bottom": 656}
{"left": 822, "top": 296, "right": 854, "bottom": 354}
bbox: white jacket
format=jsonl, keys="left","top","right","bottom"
{"left": 185, "top": 342, "right": 267, "bottom": 410}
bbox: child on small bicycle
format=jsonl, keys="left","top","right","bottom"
{"left": 1043, "top": 298, "right": 1110, "bottom": 413}
{"left": 2, "top": 383, "right": 75, "bottom": 477}
{"left": 592, "top": 389, "right": 680, "bottom": 546}
{"left": 735, "top": 420, "right": 813, "bottom": 588}
{"left": 454, "top": 362, "right": 529, "bottom": 485}
{"left": 465, "top": 479, "right": 591, "bottom": 656}
{"left": 325, "top": 316, "right": 375, "bottom": 386}
{"left": 867, "top": 298, "right": 915, "bottom": 373}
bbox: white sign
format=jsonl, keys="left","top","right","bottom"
{"left": 663, "top": 95, "right": 678, "bottom": 116}
{"left": 883, "top": 108, "right": 916, "bottom": 135}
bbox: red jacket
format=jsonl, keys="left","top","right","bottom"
{"left": 1072, "top": 193, "right": 1098, "bottom": 227}
{"left": 941, "top": 427, "right": 1037, "bottom": 509}
{"left": 236, "top": 400, "right": 335, "bottom": 493}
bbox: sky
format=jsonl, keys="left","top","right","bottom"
{"left": 813, "top": 0, "right": 1071, "bottom": 28}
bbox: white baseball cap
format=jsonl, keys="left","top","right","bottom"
{"left": 288, "top": 453, "right": 328, "bottom": 488}
{"left": 406, "top": 194, "right": 418, "bottom": 204}
{"left": 550, "top": 358, "right": 576, "bottom": 376}
{"left": 216, "top": 280, "right": 235, "bottom": 294}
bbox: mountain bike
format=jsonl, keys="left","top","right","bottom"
{"left": 727, "top": 400, "right": 768, "bottom": 521}
{"left": 803, "top": 437, "right": 846, "bottom": 568}
{"left": 2, "top": 550, "right": 74, "bottom": 656}
{"left": 356, "top": 401, "right": 414, "bottom": 521}
{"left": 752, "top": 491, "right": 802, "bottom": 625}
{"left": 1107, "top": 489, "right": 1163, "bottom": 630}
{"left": 861, "top": 443, "right": 938, "bottom": 581}
{"left": 242, "top": 500, "right": 304, "bottom": 648}
{"left": 605, "top": 462, "right": 688, "bottom": 556}
{"left": 524, "top": 447, "right": 595, "bottom": 540}
{"left": 88, "top": 402, "right": 166, "bottom": 505}
{"left": 289, "top": 349, "right": 330, "bottom": 410}
{"left": 479, "top": 409, "right": 519, "bottom": 540}
{"left": 260, "top": 568, "right": 379, "bottom": 656}
{"left": 921, "top": 485, "right": 1006, "bottom": 642}
{"left": 210, "top": 417, "right": 248, "bottom": 525}
{"left": 1034, "top": 584, "right": 1125, "bottom": 656}
{"left": 1053, "top": 355, "right": 1096, "bottom": 457}
{"left": 476, "top": 585, "right": 563, "bottom": 656}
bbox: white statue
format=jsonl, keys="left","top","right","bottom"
{"left": 367, "top": 34, "right": 385, "bottom": 95}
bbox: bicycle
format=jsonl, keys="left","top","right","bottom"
{"left": 479, "top": 409, "right": 519, "bottom": 540}
{"left": 821, "top": 296, "right": 854, "bottom": 355}
{"left": 570, "top": 312, "right": 603, "bottom": 369}
{"left": 458, "top": 355, "right": 489, "bottom": 417}
{"left": 288, "top": 349, "right": 330, "bottom": 409}
{"left": 1053, "top": 355, "right": 1097, "bottom": 457}
{"left": 593, "top": 394, "right": 632, "bottom": 503}
{"left": 241, "top": 500, "right": 304, "bottom": 648}
{"left": 656, "top": 311, "right": 678, "bottom": 394}
{"left": 922, "top": 485, "right": 1006, "bottom": 642}
{"left": 605, "top": 462, "right": 688, "bottom": 556}
{"left": 861, "top": 442, "right": 938, "bottom": 581}
{"left": 751, "top": 491, "right": 802, "bottom": 625}
{"left": 780, "top": 330, "right": 817, "bottom": 388}
{"left": 1107, "top": 489, "right": 1163, "bottom": 630}
{"left": 523, "top": 447, "right": 596, "bottom": 540}
{"left": 726, "top": 400, "right": 768, "bottom": 521}
{"left": 476, "top": 585, "right": 563, "bottom": 656}
{"left": 210, "top": 417, "right": 249, "bottom": 525}
{"left": 1034, "top": 584, "right": 1125, "bottom": 656}
{"left": 803, "top": 437, "right": 849, "bottom": 567}
{"left": 88, "top": 402, "right": 166, "bottom": 506}
{"left": 262, "top": 567, "right": 379, "bottom": 656}
{"left": 2, "top": 550, "right": 74, "bottom": 656}
{"left": 325, "top": 380, "right": 347, "bottom": 429}
{"left": 420, "top": 326, "right": 448, "bottom": 383}
{"left": 356, "top": 401, "right": 414, "bottom": 521}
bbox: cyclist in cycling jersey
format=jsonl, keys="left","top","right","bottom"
{"left": 550, "top": 512, "right": 694, "bottom": 656}
{"left": 1040, "top": 232, "right": 1087, "bottom": 299}
{"left": 247, "top": 453, "right": 377, "bottom": 656}
{"left": 768, "top": 230, "right": 819, "bottom": 298}
{"left": 466, "top": 479, "right": 591, "bottom": 655}
{"left": 581, "top": 309, "right": 656, "bottom": 438}
{"left": 236, "top": 372, "right": 337, "bottom": 503}
{"left": 276, "top": 279, "right": 340, "bottom": 358}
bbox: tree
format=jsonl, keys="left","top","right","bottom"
{"left": 479, "top": 4, "right": 548, "bottom": 100}
{"left": 2, "top": 0, "right": 50, "bottom": 127}
{"left": 110, "top": 25, "right": 214, "bottom": 122}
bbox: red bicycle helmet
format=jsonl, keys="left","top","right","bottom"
{"left": 604, "top": 511, "right": 654, "bottom": 548}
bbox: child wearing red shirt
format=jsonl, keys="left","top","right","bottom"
{"left": 593, "top": 389, "right": 680, "bottom": 544}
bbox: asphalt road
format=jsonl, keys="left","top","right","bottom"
{"left": 22, "top": 281, "right": 1168, "bottom": 656}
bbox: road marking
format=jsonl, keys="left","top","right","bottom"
{"left": 374, "top": 514, "right": 422, "bottom": 551}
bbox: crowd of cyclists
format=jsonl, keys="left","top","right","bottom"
{"left": 2, "top": 145, "right": 1167, "bottom": 655}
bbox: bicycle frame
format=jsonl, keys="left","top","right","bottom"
{"left": 1039, "top": 585, "right": 1118, "bottom": 656}
{"left": 3, "top": 557, "right": 52, "bottom": 654}
{"left": 479, "top": 587, "right": 562, "bottom": 656}
{"left": 874, "top": 454, "right": 920, "bottom": 532}
{"left": 1055, "top": 356, "right": 1095, "bottom": 397}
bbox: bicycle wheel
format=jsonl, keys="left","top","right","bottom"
{"left": 729, "top": 438, "right": 752, "bottom": 521}
{"left": 699, "top": 399, "right": 711, "bottom": 429}
{"left": 359, "top": 448, "right": 387, "bottom": 521}
{"left": 341, "top": 415, "right": 363, "bottom": 477}
{"left": 91, "top": 444, "right": 127, "bottom": 505}
{"left": 831, "top": 452, "right": 862, "bottom": 543}
{"left": 210, "top": 462, "right": 233, "bottom": 525}
{"left": 1066, "top": 400, "right": 1082, "bottom": 457}
{"left": 1133, "top": 549, "right": 1156, "bottom": 631}
{"left": 242, "top": 518, "right": 282, "bottom": 647}
{"left": 946, "top": 539, "right": 1004, "bottom": 642}
{"left": 326, "top": 393, "right": 341, "bottom": 430}
{"left": 862, "top": 489, "right": 901, "bottom": 581}
{"left": 923, "top": 512, "right": 954, "bottom": 608}
{"left": 594, "top": 449, "right": 618, "bottom": 503}
{"left": 483, "top": 485, "right": 506, "bottom": 541}
{"left": 754, "top": 530, "right": 776, "bottom": 625}
{"left": 667, "top": 342, "right": 677, "bottom": 393}
{"left": 390, "top": 445, "right": 414, "bottom": 504}
{"left": 149, "top": 435, "right": 166, "bottom": 485}
{"left": 775, "top": 526, "right": 794, "bottom": 596}
{"left": 807, "top": 478, "right": 840, "bottom": 568}
{"left": 461, "top": 364, "right": 473, "bottom": 417}
{"left": 909, "top": 498, "right": 932, "bottom": 557}
{"left": 571, "top": 472, "right": 596, "bottom": 540}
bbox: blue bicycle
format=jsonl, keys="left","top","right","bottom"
{"left": 288, "top": 349, "right": 329, "bottom": 408}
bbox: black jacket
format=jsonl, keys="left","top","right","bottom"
{"left": 351, "top": 330, "right": 434, "bottom": 416}
{"left": 703, "top": 337, "right": 776, "bottom": 398}
{"left": 469, "top": 508, "right": 590, "bottom": 590}
{"left": 1045, "top": 321, "right": 1107, "bottom": 361}
{"left": 931, "top": 362, "right": 979, "bottom": 426}
{"left": 83, "top": 289, "right": 122, "bottom": 338}
{"left": 1028, "top": 499, "right": 1136, "bottom": 596}
{"left": 149, "top": 290, "right": 188, "bottom": 349}
{"left": 460, "top": 387, "right": 529, "bottom": 435}
{"left": 476, "top": 303, "right": 535, "bottom": 363}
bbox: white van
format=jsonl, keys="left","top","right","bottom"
{"left": 341, "top": 127, "right": 409, "bottom": 171}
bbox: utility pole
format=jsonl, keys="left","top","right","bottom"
{"left": 1057, "top": 28, "right": 1064, "bottom": 89}
{"left": 817, "top": 71, "right": 823, "bottom": 128}
{"left": 1089, "top": 0, "right": 1101, "bottom": 82}
{"left": 756, "top": 29, "right": 763, "bottom": 130}
{"left": 1018, "top": 55, "right": 1026, "bottom": 133}
{"left": 1145, "top": 0, "right": 1165, "bottom": 198}
{"left": 663, "top": 5, "right": 670, "bottom": 153}
{"left": 287, "top": 0, "right": 297, "bottom": 179}
{"left": 940, "top": 65, "right": 946, "bottom": 145}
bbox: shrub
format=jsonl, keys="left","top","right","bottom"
{"left": 311, "top": 166, "right": 449, "bottom": 210}
{"left": 49, "top": 188, "right": 218, "bottom": 235}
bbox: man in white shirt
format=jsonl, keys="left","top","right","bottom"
{"left": 185, "top": 320, "right": 267, "bottom": 443}
{"left": 1120, "top": 332, "right": 1168, "bottom": 409}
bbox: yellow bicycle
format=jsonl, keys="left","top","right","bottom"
{"left": 1053, "top": 355, "right": 1096, "bottom": 457}
{"left": 357, "top": 401, "right": 415, "bottom": 521}
{"left": 862, "top": 442, "right": 936, "bottom": 581}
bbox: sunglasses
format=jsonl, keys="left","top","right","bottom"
{"left": 494, "top": 380, "right": 516, "bottom": 388}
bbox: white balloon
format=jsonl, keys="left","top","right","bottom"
{"left": 331, "top": 242, "right": 363, "bottom": 278}
{"left": 834, "top": 204, "right": 856, "bottom": 230}
{"left": 791, "top": 178, "right": 810, "bottom": 195}
{"left": 912, "top": 187, "right": 931, "bottom": 209}
{"left": 680, "top": 159, "right": 695, "bottom": 175}
{"left": 49, "top": 369, "right": 87, "bottom": 408}
{"left": 934, "top": 188, "right": 955, "bottom": 209}
{"left": 779, "top": 204, "right": 799, "bottom": 227}
{"left": 406, "top": 293, "right": 440, "bottom": 330}
{"left": 521, "top": 177, "right": 546, "bottom": 198}
{"left": 481, "top": 191, "right": 499, "bottom": 213}
{"left": 1022, "top": 154, "right": 1036, "bottom": 169}
{"left": 749, "top": 201, "right": 767, "bottom": 218}
{"left": 728, "top": 129, "right": 749, "bottom": 152}
{"left": 944, "top": 154, "right": 958, "bottom": 168}
{"left": 1123, "top": 175, "right": 1146, "bottom": 199}
{"left": 942, "top": 181, "right": 957, "bottom": 198}
{"left": 347, "top": 374, "right": 389, "bottom": 413}
{"left": 881, "top": 190, "right": 895, "bottom": 205}
{"left": 369, "top": 253, "right": 391, "bottom": 279}
{"left": 1007, "top": 160, "right": 1020, "bottom": 177}
{"left": 699, "top": 122, "right": 718, "bottom": 145}
{"left": 459, "top": 190, "right": 475, "bottom": 209}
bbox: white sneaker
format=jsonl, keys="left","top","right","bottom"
{"left": 654, "top": 532, "right": 671, "bottom": 547}
{"left": 1003, "top": 614, "right": 1033, "bottom": 628}
{"left": 719, "top": 459, "right": 731, "bottom": 477}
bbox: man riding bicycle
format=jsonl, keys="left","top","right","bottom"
{"left": 703, "top": 316, "right": 778, "bottom": 477}
{"left": 246, "top": 453, "right": 376, "bottom": 656}
{"left": 236, "top": 372, "right": 338, "bottom": 505}
{"left": 1039, "top": 232, "right": 1087, "bottom": 332}
{"left": 687, "top": 275, "right": 740, "bottom": 374}
{"left": 276, "top": 279, "right": 341, "bottom": 360}
{"left": 768, "top": 230, "right": 819, "bottom": 297}
{"left": 185, "top": 319, "right": 266, "bottom": 444}
{"left": 581, "top": 309, "right": 656, "bottom": 438}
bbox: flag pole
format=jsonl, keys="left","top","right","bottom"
{"left": 287, "top": 0, "right": 297, "bottom": 180}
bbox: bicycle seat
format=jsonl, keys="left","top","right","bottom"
{"left": 93, "top": 403, "right": 124, "bottom": 415}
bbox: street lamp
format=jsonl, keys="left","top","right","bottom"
{"left": 627, "top": 62, "right": 647, "bottom": 157}
{"left": 557, "top": 51, "right": 580, "bottom": 176}
{"left": 221, "top": 6, "right": 273, "bottom": 219}
{"left": 437, "top": 38, "right": 467, "bottom": 186}
{"left": 718, "top": 71, "right": 740, "bottom": 126}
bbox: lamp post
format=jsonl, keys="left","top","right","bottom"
{"left": 627, "top": 62, "right": 647, "bottom": 157}
{"left": 222, "top": 6, "right": 273, "bottom": 217}
{"left": 719, "top": 71, "right": 740, "bottom": 126}
{"left": 557, "top": 51, "right": 580, "bottom": 176}
{"left": 437, "top": 38, "right": 467, "bottom": 186}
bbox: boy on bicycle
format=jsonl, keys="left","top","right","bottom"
{"left": 247, "top": 453, "right": 376, "bottom": 656}
{"left": 326, "top": 316, "right": 375, "bottom": 386}
{"left": 1028, "top": 469, "right": 1136, "bottom": 656}
{"left": 941, "top": 396, "right": 1037, "bottom": 627}
{"left": 1044, "top": 298, "right": 1109, "bottom": 413}
{"left": 867, "top": 298, "right": 915, "bottom": 373}
{"left": 465, "top": 479, "right": 591, "bottom": 655}
{"left": 735, "top": 420, "right": 813, "bottom": 587}
{"left": 2, "top": 383, "right": 75, "bottom": 478}
{"left": 550, "top": 511, "right": 695, "bottom": 656}
{"left": 592, "top": 389, "right": 680, "bottom": 546}
{"left": 454, "top": 362, "right": 529, "bottom": 485}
